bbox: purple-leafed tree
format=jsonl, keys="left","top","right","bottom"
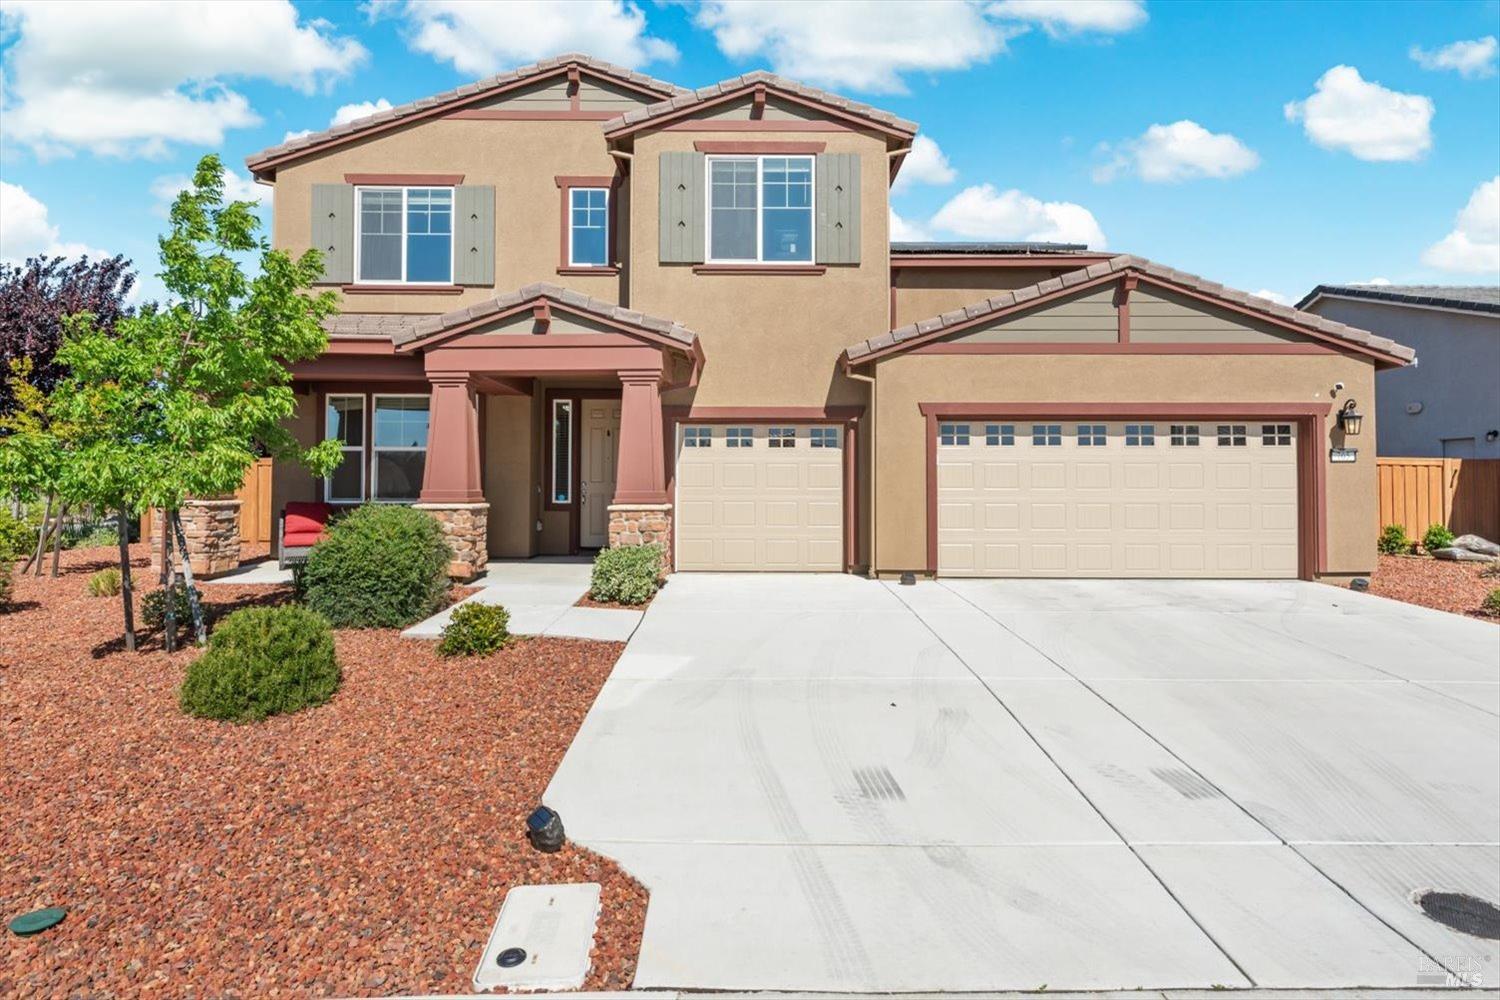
{"left": 0, "top": 255, "right": 137, "bottom": 414}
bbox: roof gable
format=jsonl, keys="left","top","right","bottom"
{"left": 1297, "top": 284, "right": 1500, "bottom": 316}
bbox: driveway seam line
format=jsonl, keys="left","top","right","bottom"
{"left": 935, "top": 580, "right": 1462, "bottom": 982}
{"left": 888, "top": 582, "right": 1258, "bottom": 989}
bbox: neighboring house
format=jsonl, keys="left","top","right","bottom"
{"left": 246, "top": 53, "right": 1414, "bottom": 583}
{"left": 1297, "top": 284, "right": 1500, "bottom": 460}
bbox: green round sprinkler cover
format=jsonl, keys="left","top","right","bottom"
{"left": 9, "top": 907, "right": 66, "bottom": 936}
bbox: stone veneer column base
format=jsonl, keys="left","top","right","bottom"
{"left": 151, "top": 499, "right": 243, "bottom": 579}
{"left": 607, "top": 503, "right": 673, "bottom": 573}
{"left": 414, "top": 502, "right": 489, "bottom": 581}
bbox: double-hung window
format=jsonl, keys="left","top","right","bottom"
{"left": 371, "top": 396, "right": 429, "bottom": 501}
{"left": 325, "top": 395, "right": 365, "bottom": 502}
{"left": 708, "top": 156, "right": 813, "bottom": 263}
{"left": 569, "top": 187, "right": 609, "bottom": 267}
{"left": 356, "top": 186, "right": 453, "bottom": 284}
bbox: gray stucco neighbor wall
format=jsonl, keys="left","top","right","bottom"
{"left": 1305, "top": 296, "right": 1500, "bottom": 459}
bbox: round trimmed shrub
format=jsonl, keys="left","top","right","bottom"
{"left": 179, "top": 605, "right": 339, "bottom": 722}
{"left": 590, "top": 543, "right": 662, "bottom": 605}
{"left": 301, "top": 504, "right": 452, "bottom": 628}
{"left": 1483, "top": 589, "right": 1500, "bottom": 617}
{"left": 1376, "top": 524, "right": 1410, "bottom": 556}
{"left": 142, "top": 583, "right": 195, "bottom": 632}
{"left": 88, "top": 567, "right": 122, "bottom": 597}
{"left": 1422, "top": 522, "right": 1455, "bottom": 554}
{"left": 438, "top": 601, "right": 511, "bottom": 657}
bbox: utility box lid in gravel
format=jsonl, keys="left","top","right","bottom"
{"left": 473, "top": 882, "right": 601, "bottom": 992}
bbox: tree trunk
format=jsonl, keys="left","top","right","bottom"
{"left": 49, "top": 502, "right": 67, "bottom": 578}
{"left": 161, "top": 513, "right": 176, "bottom": 654}
{"left": 117, "top": 509, "right": 136, "bottom": 653}
{"left": 25, "top": 492, "right": 53, "bottom": 575}
{"left": 169, "top": 511, "right": 208, "bottom": 646}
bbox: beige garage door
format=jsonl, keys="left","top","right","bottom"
{"left": 937, "top": 420, "right": 1299, "bottom": 578}
{"left": 675, "top": 423, "right": 844, "bottom": 571}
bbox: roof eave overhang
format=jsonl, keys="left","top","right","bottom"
{"left": 393, "top": 294, "right": 699, "bottom": 358}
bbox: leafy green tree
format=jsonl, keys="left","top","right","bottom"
{"left": 42, "top": 154, "right": 341, "bottom": 648}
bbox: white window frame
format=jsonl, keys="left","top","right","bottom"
{"left": 939, "top": 423, "right": 970, "bottom": 446}
{"left": 684, "top": 426, "right": 713, "bottom": 448}
{"left": 985, "top": 424, "right": 1015, "bottom": 446}
{"left": 324, "top": 393, "right": 366, "bottom": 503}
{"left": 1077, "top": 424, "right": 1107, "bottom": 447}
{"left": 353, "top": 185, "right": 456, "bottom": 286}
{"left": 1262, "top": 423, "right": 1292, "bottom": 446}
{"left": 726, "top": 427, "right": 753, "bottom": 448}
{"left": 1170, "top": 424, "right": 1201, "bottom": 447}
{"left": 568, "top": 186, "right": 610, "bottom": 268}
{"left": 810, "top": 426, "right": 839, "bottom": 448}
{"left": 370, "top": 393, "right": 431, "bottom": 503}
{"left": 768, "top": 426, "right": 798, "bottom": 448}
{"left": 1125, "top": 423, "right": 1156, "bottom": 447}
{"left": 1217, "top": 424, "right": 1248, "bottom": 447}
{"left": 1032, "top": 424, "right": 1062, "bottom": 446}
{"left": 704, "top": 155, "right": 816, "bottom": 265}
{"left": 550, "top": 399, "right": 573, "bottom": 504}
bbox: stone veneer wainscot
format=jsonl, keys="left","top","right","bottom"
{"left": 607, "top": 503, "right": 672, "bottom": 572}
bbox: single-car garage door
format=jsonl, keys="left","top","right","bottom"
{"left": 936, "top": 420, "right": 1299, "bottom": 578}
{"left": 675, "top": 423, "right": 844, "bottom": 571}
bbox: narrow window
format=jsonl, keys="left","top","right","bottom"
{"left": 551, "top": 399, "right": 573, "bottom": 503}
{"left": 1032, "top": 424, "right": 1062, "bottom": 446}
{"left": 683, "top": 426, "right": 712, "bottom": 448}
{"left": 1125, "top": 424, "right": 1156, "bottom": 446}
{"left": 404, "top": 188, "right": 453, "bottom": 283}
{"left": 1077, "top": 424, "right": 1107, "bottom": 447}
{"left": 371, "top": 395, "right": 430, "bottom": 501}
{"left": 761, "top": 156, "right": 813, "bottom": 262}
{"left": 726, "top": 427, "right": 753, "bottom": 448}
{"left": 810, "top": 426, "right": 839, "bottom": 448}
{"left": 985, "top": 424, "right": 1015, "bottom": 446}
{"left": 1217, "top": 424, "right": 1247, "bottom": 447}
{"left": 357, "top": 187, "right": 453, "bottom": 284}
{"left": 939, "top": 423, "right": 970, "bottom": 446}
{"left": 324, "top": 394, "right": 365, "bottom": 502}
{"left": 1261, "top": 423, "right": 1292, "bottom": 446}
{"left": 768, "top": 426, "right": 797, "bottom": 448}
{"left": 569, "top": 187, "right": 609, "bottom": 267}
{"left": 708, "top": 156, "right": 813, "bottom": 264}
{"left": 357, "top": 190, "right": 402, "bottom": 282}
{"left": 709, "top": 159, "right": 758, "bottom": 262}
{"left": 1170, "top": 424, "right": 1200, "bottom": 446}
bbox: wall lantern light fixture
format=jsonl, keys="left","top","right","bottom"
{"left": 1337, "top": 399, "right": 1364, "bottom": 436}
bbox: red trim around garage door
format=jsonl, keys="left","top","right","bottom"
{"left": 663, "top": 405, "right": 865, "bottom": 573}
{"left": 918, "top": 402, "right": 1332, "bottom": 580}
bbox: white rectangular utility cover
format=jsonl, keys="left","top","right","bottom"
{"left": 473, "top": 882, "right": 601, "bottom": 992}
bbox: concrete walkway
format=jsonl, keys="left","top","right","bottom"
{"left": 546, "top": 574, "right": 1500, "bottom": 992}
{"left": 403, "top": 558, "right": 643, "bottom": 642}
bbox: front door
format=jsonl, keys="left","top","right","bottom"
{"left": 579, "top": 402, "right": 621, "bottom": 547}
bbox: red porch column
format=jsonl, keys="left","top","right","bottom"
{"left": 419, "top": 374, "right": 484, "bottom": 503}
{"left": 612, "top": 369, "right": 668, "bottom": 505}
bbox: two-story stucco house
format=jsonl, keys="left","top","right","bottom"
{"left": 246, "top": 54, "right": 1414, "bottom": 583}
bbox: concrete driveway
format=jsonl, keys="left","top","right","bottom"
{"left": 545, "top": 574, "right": 1500, "bottom": 992}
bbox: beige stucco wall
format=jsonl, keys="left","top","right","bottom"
{"left": 272, "top": 118, "right": 626, "bottom": 312}
{"left": 870, "top": 353, "right": 1378, "bottom": 578}
{"left": 270, "top": 393, "right": 320, "bottom": 526}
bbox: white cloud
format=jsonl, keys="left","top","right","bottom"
{"left": 0, "top": 1, "right": 365, "bottom": 158}
{"left": 1422, "top": 176, "right": 1500, "bottom": 274}
{"left": 1354, "top": 277, "right": 1393, "bottom": 286}
{"left": 1253, "top": 289, "right": 1289, "bottom": 305}
{"left": 0, "top": 181, "right": 108, "bottom": 263}
{"left": 283, "top": 129, "right": 315, "bottom": 143}
{"left": 987, "top": 0, "right": 1147, "bottom": 36}
{"left": 1410, "top": 36, "right": 1498, "bottom": 78}
{"left": 696, "top": 1, "right": 1014, "bottom": 93}
{"left": 928, "top": 184, "right": 1107, "bottom": 247}
{"left": 892, "top": 135, "right": 957, "bottom": 193}
{"left": 1094, "top": 120, "right": 1259, "bottom": 183}
{"left": 378, "top": 1, "right": 676, "bottom": 78}
{"left": 331, "top": 98, "right": 394, "bottom": 126}
{"left": 889, "top": 209, "right": 930, "bottom": 242}
{"left": 151, "top": 168, "right": 270, "bottom": 216}
{"left": 1284, "top": 65, "right": 1433, "bottom": 162}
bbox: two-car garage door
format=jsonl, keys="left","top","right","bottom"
{"left": 937, "top": 420, "right": 1299, "bottom": 578}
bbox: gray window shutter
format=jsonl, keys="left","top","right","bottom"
{"left": 310, "top": 184, "right": 354, "bottom": 284}
{"left": 454, "top": 185, "right": 496, "bottom": 286}
{"left": 815, "top": 153, "right": 861, "bottom": 265}
{"left": 659, "top": 151, "right": 705, "bottom": 264}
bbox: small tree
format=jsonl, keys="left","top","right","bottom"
{"left": 46, "top": 154, "right": 341, "bottom": 649}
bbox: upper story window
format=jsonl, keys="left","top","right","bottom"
{"left": 357, "top": 186, "right": 453, "bottom": 284}
{"left": 708, "top": 156, "right": 813, "bottom": 264}
{"left": 569, "top": 188, "right": 609, "bottom": 267}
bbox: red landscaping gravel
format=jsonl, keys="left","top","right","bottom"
{"left": 1, "top": 544, "right": 646, "bottom": 997}
{"left": 1368, "top": 553, "right": 1500, "bottom": 620}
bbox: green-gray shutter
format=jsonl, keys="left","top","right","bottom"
{"left": 815, "top": 153, "right": 861, "bottom": 265}
{"left": 659, "top": 151, "right": 705, "bottom": 264}
{"left": 310, "top": 184, "right": 354, "bottom": 284}
{"left": 454, "top": 185, "right": 495, "bottom": 286}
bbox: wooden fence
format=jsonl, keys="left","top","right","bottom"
{"left": 1376, "top": 457, "right": 1500, "bottom": 542}
{"left": 140, "top": 458, "right": 274, "bottom": 545}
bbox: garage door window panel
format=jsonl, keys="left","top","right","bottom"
{"left": 810, "top": 427, "right": 839, "bottom": 448}
{"left": 939, "top": 423, "right": 970, "bottom": 446}
{"left": 1125, "top": 424, "right": 1156, "bottom": 446}
{"left": 684, "top": 426, "right": 712, "bottom": 448}
{"left": 1171, "top": 424, "right": 1200, "bottom": 446}
{"left": 1077, "top": 424, "right": 1107, "bottom": 447}
{"left": 726, "top": 427, "right": 753, "bottom": 448}
{"left": 1032, "top": 424, "right": 1062, "bottom": 446}
{"left": 1218, "top": 424, "right": 1248, "bottom": 447}
{"left": 1262, "top": 424, "right": 1292, "bottom": 446}
{"left": 769, "top": 427, "right": 797, "bottom": 448}
{"left": 986, "top": 424, "right": 1015, "bottom": 446}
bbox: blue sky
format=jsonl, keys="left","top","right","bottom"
{"left": 2, "top": 0, "right": 1497, "bottom": 307}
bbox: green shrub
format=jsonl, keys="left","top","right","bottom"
{"left": 1483, "top": 589, "right": 1500, "bottom": 617}
{"left": 178, "top": 605, "right": 339, "bottom": 722}
{"left": 87, "top": 567, "right": 122, "bottom": 597}
{"left": 1421, "top": 522, "right": 1455, "bottom": 553}
{"left": 0, "top": 558, "right": 11, "bottom": 608}
{"left": 0, "top": 508, "right": 32, "bottom": 561}
{"left": 301, "top": 504, "right": 452, "bottom": 628}
{"left": 68, "top": 524, "right": 119, "bottom": 550}
{"left": 142, "top": 584, "right": 195, "bottom": 632}
{"left": 590, "top": 544, "right": 662, "bottom": 605}
{"left": 1376, "top": 524, "right": 1410, "bottom": 556}
{"left": 438, "top": 601, "right": 511, "bottom": 657}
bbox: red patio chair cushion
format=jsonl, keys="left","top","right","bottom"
{"left": 283, "top": 502, "right": 332, "bottom": 547}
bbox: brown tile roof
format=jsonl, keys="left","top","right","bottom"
{"left": 844, "top": 254, "right": 1417, "bottom": 365}
{"left": 247, "top": 54, "right": 687, "bottom": 174}
{"left": 391, "top": 282, "right": 698, "bottom": 350}
{"left": 323, "top": 313, "right": 431, "bottom": 338}
{"left": 602, "top": 70, "right": 918, "bottom": 138}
